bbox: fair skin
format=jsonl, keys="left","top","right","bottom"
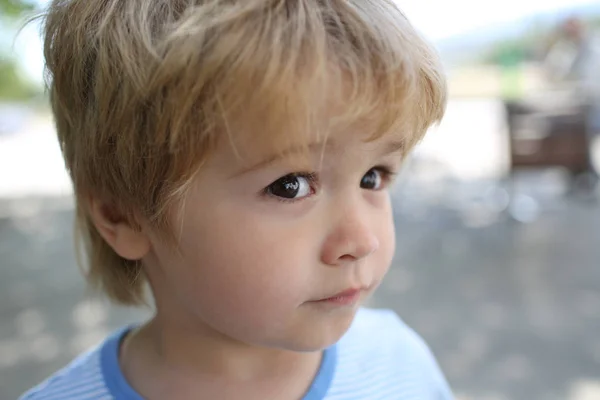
{"left": 92, "top": 124, "right": 405, "bottom": 400}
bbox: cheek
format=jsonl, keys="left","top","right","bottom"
{"left": 376, "top": 196, "right": 396, "bottom": 277}
{"left": 173, "top": 202, "right": 318, "bottom": 321}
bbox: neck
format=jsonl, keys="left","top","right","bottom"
{"left": 154, "top": 316, "right": 319, "bottom": 378}
{"left": 120, "top": 314, "right": 323, "bottom": 399}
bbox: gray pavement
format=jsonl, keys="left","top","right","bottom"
{"left": 1, "top": 179, "right": 599, "bottom": 400}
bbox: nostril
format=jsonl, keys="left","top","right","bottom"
{"left": 338, "top": 254, "right": 356, "bottom": 262}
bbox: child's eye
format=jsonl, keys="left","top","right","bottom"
{"left": 360, "top": 167, "right": 395, "bottom": 190}
{"left": 265, "top": 173, "right": 315, "bottom": 200}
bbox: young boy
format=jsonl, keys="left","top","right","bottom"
{"left": 22, "top": 0, "right": 451, "bottom": 399}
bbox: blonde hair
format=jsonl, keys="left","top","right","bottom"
{"left": 42, "top": 0, "right": 447, "bottom": 305}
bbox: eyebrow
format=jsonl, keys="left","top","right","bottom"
{"left": 230, "top": 142, "right": 324, "bottom": 178}
{"left": 380, "top": 140, "right": 406, "bottom": 156}
{"left": 232, "top": 138, "right": 406, "bottom": 178}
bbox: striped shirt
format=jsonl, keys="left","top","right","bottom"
{"left": 20, "top": 308, "right": 453, "bottom": 400}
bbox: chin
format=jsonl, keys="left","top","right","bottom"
{"left": 282, "top": 307, "right": 359, "bottom": 352}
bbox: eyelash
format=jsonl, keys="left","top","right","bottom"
{"left": 263, "top": 165, "right": 398, "bottom": 204}
{"left": 373, "top": 166, "right": 397, "bottom": 184}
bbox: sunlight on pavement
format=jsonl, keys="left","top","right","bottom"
{"left": 29, "top": 334, "right": 60, "bottom": 362}
{"left": 569, "top": 380, "right": 600, "bottom": 400}
{"left": 72, "top": 300, "right": 108, "bottom": 330}
{"left": 455, "top": 393, "right": 510, "bottom": 400}
{"left": 415, "top": 99, "right": 508, "bottom": 181}
{"left": 70, "top": 300, "right": 110, "bottom": 354}
{"left": 0, "top": 113, "right": 72, "bottom": 198}
{"left": 15, "top": 309, "right": 46, "bottom": 337}
{"left": 0, "top": 339, "right": 24, "bottom": 369}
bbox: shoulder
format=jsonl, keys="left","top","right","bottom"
{"left": 327, "top": 308, "right": 453, "bottom": 399}
{"left": 18, "top": 331, "right": 119, "bottom": 400}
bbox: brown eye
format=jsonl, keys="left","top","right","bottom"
{"left": 360, "top": 168, "right": 383, "bottom": 190}
{"left": 266, "top": 174, "right": 313, "bottom": 199}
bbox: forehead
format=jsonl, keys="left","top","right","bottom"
{"left": 212, "top": 117, "right": 409, "bottom": 174}
{"left": 203, "top": 63, "right": 423, "bottom": 171}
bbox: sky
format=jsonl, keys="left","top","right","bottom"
{"left": 12, "top": 0, "right": 600, "bottom": 83}
{"left": 397, "top": 0, "right": 600, "bottom": 39}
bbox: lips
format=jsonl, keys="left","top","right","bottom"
{"left": 325, "top": 288, "right": 360, "bottom": 300}
{"left": 314, "top": 288, "right": 363, "bottom": 305}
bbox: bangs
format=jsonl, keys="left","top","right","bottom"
{"left": 149, "top": 0, "right": 447, "bottom": 169}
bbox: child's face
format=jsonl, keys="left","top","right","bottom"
{"left": 144, "top": 126, "right": 403, "bottom": 352}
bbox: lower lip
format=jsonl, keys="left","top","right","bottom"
{"left": 315, "top": 290, "right": 361, "bottom": 306}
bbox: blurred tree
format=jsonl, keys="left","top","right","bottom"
{"left": 481, "top": 28, "right": 546, "bottom": 66}
{"left": 0, "top": 0, "right": 35, "bottom": 18}
{"left": 0, "top": 58, "right": 37, "bottom": 100}
{"left": 483, "top": 14, "right": 600, "bottom": 67}
{"left": 588, "top": 16, "right": 600, "bottom": 30}
{"left": 0, "top": 0, "right": 39, "bottom": 101}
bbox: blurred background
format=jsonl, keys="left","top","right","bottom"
{"left": 1, "top": 0, "right": 600, "bottom": 399}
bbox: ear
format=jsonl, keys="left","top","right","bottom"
{"left": 88, "top": 199, "right": 151, "bottom": 261}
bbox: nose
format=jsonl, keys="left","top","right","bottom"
{"left": 320, "top": 200, "right": 380, "bottom": 266}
